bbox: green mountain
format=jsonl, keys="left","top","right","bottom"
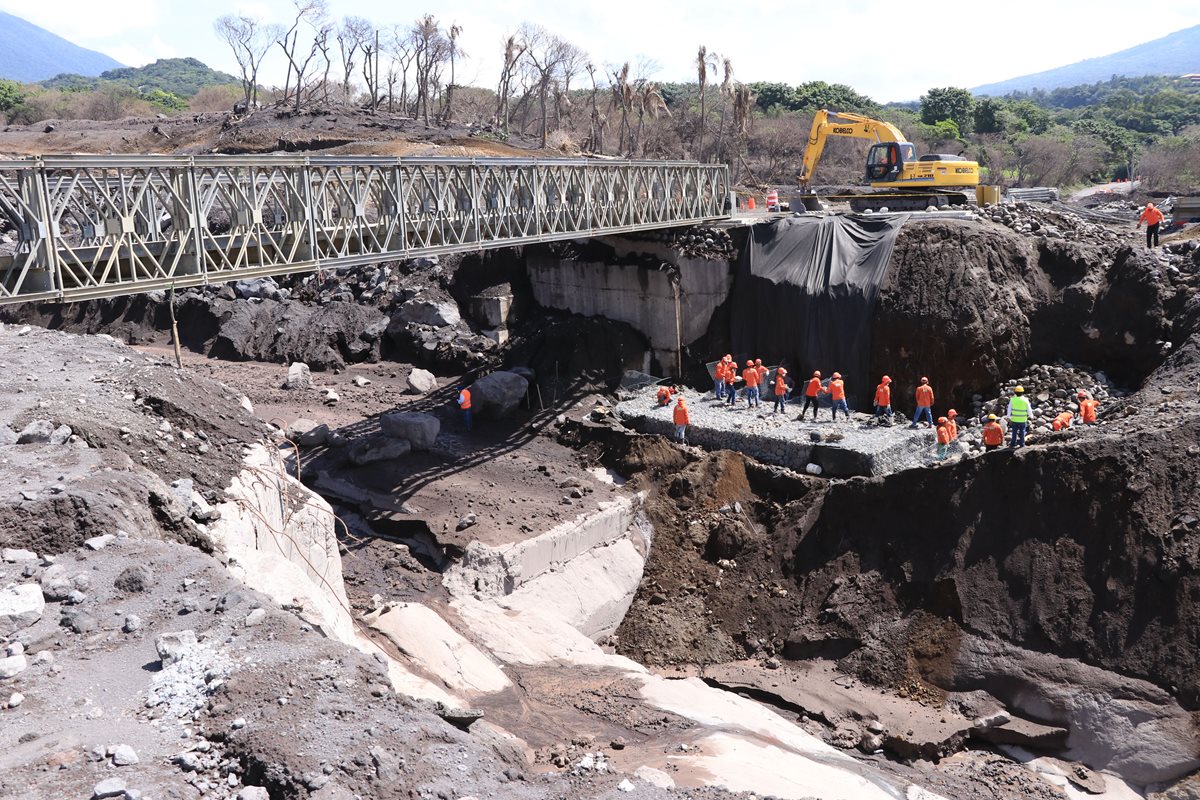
{"left": 0, "top": 10, "right": 122, "bottom": 82}
{"left": 42, "top": 57, "right": 240, "bottom": 98}
{"left": 973, "top": 25, "right": 1200, "bottom": 96}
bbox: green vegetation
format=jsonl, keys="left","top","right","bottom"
{"left": 0, "top": 78, "right": 25, "bottom": 113}
{"left": 42, "top": 58, "right": 240, "bottom": 99}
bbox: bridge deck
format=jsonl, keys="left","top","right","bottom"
{"left": 0, "top": 155, "right": 730, "bottom": 304}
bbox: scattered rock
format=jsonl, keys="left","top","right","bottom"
{"left": 7, "top": 691, "right": 24, "bottom": 708}
{"left": 155, "top": 630, "right": 198, "bottom": 666}
{"left": 322, "top": 389, "right": 340, "bottom": 406}
{"left": 49, "top": 424, "right": 73, "bottom": 445}
{"left": 85, "top": 534, "right": 116, "bottom": 551}
{"left": 470, "top": 371, "right": 529, "bottom": 419}
{"left": 380, "top": 412, "right": 440, "bottom": 450}
{"left": 114, "top": 565, "right": 154, "bottom": 593}
{"left": 0, "top": 653, "right": 27, "bottom": 679}
{"left": 406, "top": 368, "right": 438, "bottom": 394}
{"left": 111, "top": 745, "right": 139, "bottom": 766}
{"left": 16, "top": 420, "right": 55, "bottom": 444}
{"left": 397, "top": 297, "right": 461, "bottom": 328}
{"left": 123, "top": 615, "right": 142, "bottom": 633}
{"left": 0, "top": 583, "right": 45, "bottom": 636}
{"left": 347, "top": 435, "right": 412, "bottom": 466}
{"left": 244, "top": 608, "right": 266, "bottom": 627}
{"left": 352, "top": 375, "right": 371, "bottom": 387}
{"left": 617, "top": 778, "right": 636, "bottom": 793}
{"left": 456, "top": 513, "right": 477, "bottom": 531}
{"left": 237, "top": 789, "right": 270, "bottom": 800}
{"left": 92, "top": 777, "right": 126, "bottom": 799}
{"left": 1, "top": 548, "right": 37, "bottom": 563}
{"left": 285, "top": 362, "right": 312, "bottom": 390}
{"left": 60, "top": 609, "right": 97, "bottom": 634}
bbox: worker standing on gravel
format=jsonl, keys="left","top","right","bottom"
{"left": 873, "top": 375, "right": 893, "bottom": 424}
{"left": 673, "top": 395, "right": 690, "bottom": 444}
{"left": 910, "top": 377, "right": 935, "bottom": 428}
{"left": 742, "top": 360, "right": 762, "bottom": 408}
{"left": 1008, "top": 385, "right": 1031, "bottom": 447}
{"left": 982, "top": 414, "right": 1005, "bottom": 451}
{"left": 1138, "top": 202, "right": 1165, "bottom": 248}
{"left": 946, "top": 408, "right": 959, "bottom": 440}
{"left": 799, "top": 371, "right": 822, "bottom": 421}
{"left": 825, "top": 372, "right": 849, "bottom": 421}
{"left": 936, "top": 417, "right": 951, "bottom": 460}
{"left": 724, "top": 360, "right": 739, "bottom": 406}
{"left": 755, "top": 359, "right": 769, "bottom": 389}
{"left": 1079, "top": 392, "right": 1100, "bottom": 424}
{"left": 772, "top": 367, "right": 790, "bottom": 414}
{"left": 715, "top": 355, "right": 732, "bottom": 400}
{"left": 457, "top": 384, "right": 473, "bottom": 432}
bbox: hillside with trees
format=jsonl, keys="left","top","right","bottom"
{"left": 42, "top": 58, "right": 241, "bottom": 99}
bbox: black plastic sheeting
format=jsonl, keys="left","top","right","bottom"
{"left": 731, "top": 214, "right": 908, "bottom": 408}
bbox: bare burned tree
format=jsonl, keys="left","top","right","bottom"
{"left": 521, "top": 24, "right": 577, "bottom": 148}
{"left": 635, "top": 80, "right": 669, "bottom": 157}
{"left": 695, "top": 45, "right": 718, "bottom": 160}
{"left": 387, "top": 26, "right": 416, "bottom": 115}
{"left": 495, "top": 33, "right": 526, "bottom": 132}
{"left": 411, "top": 15, "right": 450, "bottom": 127}
{"left": 214, "top": 14, "right": 278, "bottom": 108}
{"left": 361, "top": 29, "right": 383, "bottom": 112}
{"left": 584, "top": 62, "right": 605, "bottom": 154}
{"left": 610, "top": 63, "right": 634, "bottom": 154}
{"left": 441, "top": 24, "right": 464, "bottom": 123}
{"left": 336, "top": 16, "right": 372, "bottom": 100}
{"left": 275, "top": 0, "right": 330, "bottom": 112}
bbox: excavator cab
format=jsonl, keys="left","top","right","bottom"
{"left": 865, "top": 143, "right": 915, "bottom": 181}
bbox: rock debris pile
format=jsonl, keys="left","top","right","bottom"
{"left": 669, "top": 226, "right": 736, "bottom": 260}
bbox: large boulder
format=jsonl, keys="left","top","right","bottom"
{"left": 397, "top": 297, "right": 461, "bottom": 328}
{"left": 379, "top": 412, "right": 440, "bottom": 451}
{"left": 285, "top": 362, "right": 312, "bottom": 390}
{"left": 287, "top": 418, "right": 329, "bottom": 447}
{"left": 471, "top": 371, "right": 529, "bottom": 419}
{"left": 16, "top": 420, "right": 55, "bottom": 444}
{"left": 406, "top": 368, "right": 438, "bottom": 394}
{"left": 0, "top": 584, "right": 44, "bottom": 636}
{"left": 348, "top": 435, "right": 411, "bottom": 466}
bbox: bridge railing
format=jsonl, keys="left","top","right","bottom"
{"left": 0, "top": 155, "right": 730, "bottom": 304}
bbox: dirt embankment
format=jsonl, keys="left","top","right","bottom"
{"left": 871, "top": 219, "right": 1173, "bottom": 407}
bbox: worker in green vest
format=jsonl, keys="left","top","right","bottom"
{"left": 1007, "top": 385, "right": 1031, "bottom": 448}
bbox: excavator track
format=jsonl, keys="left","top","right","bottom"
{"left": 847, "top": 190, "right": 973, "bottom": 213}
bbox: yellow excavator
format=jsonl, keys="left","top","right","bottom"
{"left": 797, "top": 109, "right": 980, "bottom": 212}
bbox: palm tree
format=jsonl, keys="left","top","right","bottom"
{"left": 635, "top": 81, "right": 670, "bottom": 156}
{"left": 695, "top": 46, "right": 718, "bottom": 161}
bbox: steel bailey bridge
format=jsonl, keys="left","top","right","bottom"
{"left": 0, "top": 155, "right": 731, "bottom": 305}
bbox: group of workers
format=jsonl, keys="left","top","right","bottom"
{"left": 677, "top": 360, "right": 1105, "bottom": 456}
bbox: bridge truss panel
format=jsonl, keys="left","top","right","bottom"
{"left": 0, "top": 155, "right": 730, "bottom": 304}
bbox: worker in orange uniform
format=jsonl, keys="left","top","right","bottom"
{"left": 1052, "top": 410, "right": 1074, "bottom": 431}
{"left": 1137, "top": 202, "right": 1165, "bottom": 248}
{"left": 873, "top": 375, "right": 893, "bottom": 425}
{"left": 656, "top": 384, "right": 675, "bottom": 406}
{"left": 1078, "top": 392, "right": 1100, "bottom": 424}
{"left": 742, "top": 360, "right": 762, "bottom": 408}
{"left": 755, "top": 359, "right": 769, "bottom": 389}
{"left": 673, "top": 395, "right": 690, "bottom": 443}
{"left": 457, "top": 384, "right": 473, "bottom": 431}
{"left": 910, "top": 377, "right": 935, "bottom": 428}
{"left": 799, "top": 370, "right": 822, "bottom": 421}
{"left": 946, "top": 408, "right": 958, "bottom": 440}
{"left": 824, "top": 372, "right": 849, "bottom": 421}
{"left": 772, "top": 367, "right": 790, "bottom": 414}
{"left": 715, "top": 355, "right": 732, "bottom": 400}
{"left": 982, "top": 414, "right": 1004, "bottom": 451}
{"left": 724, "top": 358, "right": 740, "bottom": 406}
{"left": 935, "top": 417, "right": 951, "bottom": 460}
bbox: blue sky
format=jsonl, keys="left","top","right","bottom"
{"left": 3, "top": 0, "right": 1199, "bottom": 101}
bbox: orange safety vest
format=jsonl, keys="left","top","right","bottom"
{"left": 757, "top": 365, "right": 769, "bottom": 384}
{"left": 947, "top": 419, "right": 958, "bottom": 439}
{"left": 775, "top": 375, "right": 787, "bottom": 394}
{"left": 936, "top": 425, "right": 951, "bottom": 445}
{"left": 1080, "top": 399, "right": 1099, "bottom": 423}
{"left": 806, "top": 377, "right": 822, "bottom": 397}
{"left": 673, "top": 403, "right": 689, "bottom": 425}
{"left": 827, "top": 379, "right": 846, "bottom": 401}
{"left": 915, "top": 384, "right": 934, "bottom": 407}
{"left": 657, "top": 387, "right": 672, "bottom": 405}
{"left": 458, "top": 388, "right": 472, "bottom": 410}
{"left": 716, "top": 362, "right": 728, "bottom": 382}
{"left": 743, "top": 367, "right": 761, "bottom": 387}
{"left": 874, "top": 384, "right": 890, "bottom": 406}
{"left": 1053, "top": 412, "right": 1074, "bottom": 431}
{"left": 1140, "top": 205, "right": 1165, "bottom": 226}
{"left": 982, "top": 422, "right": 1004, "bottom": 445}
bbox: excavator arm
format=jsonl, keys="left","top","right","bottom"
{"left": 797, "top": 109, "right": 910, "bottom": 186}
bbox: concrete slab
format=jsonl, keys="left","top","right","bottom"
{"left": 617, "top": 386, "right": 961, "bottom": 476}
{"left": 364, "top": 602, "right": 511, "bottom": 696}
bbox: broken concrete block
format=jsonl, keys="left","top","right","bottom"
{"left": 155, "top": 630, "right": 198, "bottom": 666}
{"left": 285, "top": 362, "right": 312, "bottom": 390}
{"left": 347, "top": 435, "right": 411, "bottom": 466}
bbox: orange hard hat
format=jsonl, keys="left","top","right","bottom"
{"left": 937, "top": 416, "right": 948, "bottom": 424}
{"left": 920, "top": 376, "right": 929, "bottom": 383}
{"left": 882, "top": 375, "right": 891, "bottom": 384}
{"left": 813, "top": 370, "right": 821, "bottom": 378}
{"left": 779, "top": 367, "right": 788, "bottom": 374}
{"left": 755, "top": 358, "right": 762, "bottom": 365}
{"left": 832, "top": 371, "right": 842, "bottom": 379}
{"left": 745, "top": 361, "right": 754, "bottom": 367}
{"left": 677, "top": 395, "right": 685, "bottom": 403}
{"left": 948, "top": 409, "right": 957, "bottom": 417}
{"left": 1077, "top": 391, "right": 1087, "bottom": 398}
{"left": 724, "top": 354, "right": 731, "bottom": 360}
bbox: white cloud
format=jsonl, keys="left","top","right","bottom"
{"left": 105, "top": 34, "right": 177, "bottom": 69}
{"left": 0, "top": 0, "right": 162, "bottom": 41}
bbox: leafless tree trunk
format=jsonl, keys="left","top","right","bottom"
{"left": 214, "top": 15, "right": 278, "bottom": 108}
{"left": 336, "top": 16, "right": 371, "bottom": 100}
{"left": 441, "top": 24, "right": 463, "bottom": 123}
{"left": 495, "top": 34, "right": 525, "bottom": 131}
{"left": 275, "top": 0, "right": 329, "bottom": 111}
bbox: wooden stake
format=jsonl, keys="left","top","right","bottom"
{"left": 168, "top": 285, "right": 182, "bottom": 370}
